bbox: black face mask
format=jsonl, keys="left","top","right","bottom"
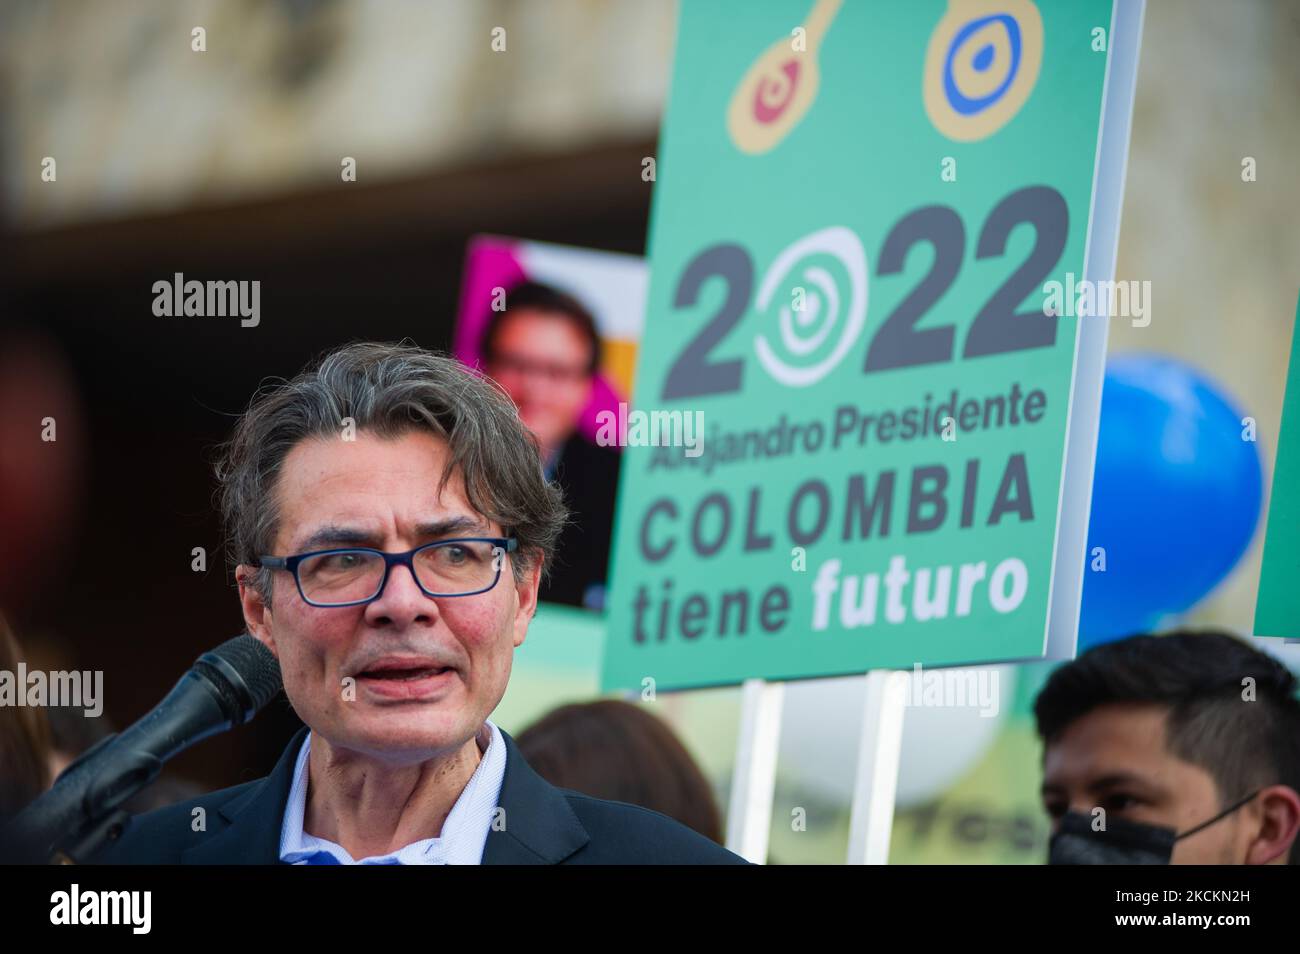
{"left": 1048, "top": 790, "right": 1260, "bottom": 864}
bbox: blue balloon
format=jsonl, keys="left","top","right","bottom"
{"left": 1079, "top": 354, "right": 1263, "bottom": 649}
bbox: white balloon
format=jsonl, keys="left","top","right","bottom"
{"left": 779, "top": 666, "right": 1015, "bottom": 807}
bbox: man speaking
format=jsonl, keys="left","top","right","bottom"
{"left": 99, "top": 341, "right": 746, "bottom": 865}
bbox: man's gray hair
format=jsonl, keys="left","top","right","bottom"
{"left": 213, "top": 340, "right": 568, "bottom": 602}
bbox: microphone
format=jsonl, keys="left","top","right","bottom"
{"left": 2, "top": 634, "right": 282, "bottom": 863}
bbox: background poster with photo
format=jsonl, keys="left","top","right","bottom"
{"left": 454, "top": 235, "right": 646, "bottom": 610}
{"left": 455, "top": 234, "right": 646, "bottom": 439}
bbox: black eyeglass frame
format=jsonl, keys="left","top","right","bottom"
{"left": 258, "top": 536, "right": 518, "bottom": 607}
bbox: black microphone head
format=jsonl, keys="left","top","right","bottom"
{"left": 193, "top": 634, "right": 283, "bottom": 723}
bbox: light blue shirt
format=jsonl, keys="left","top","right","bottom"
{"left": 279, "top": 719, "right": 506, "bottom": 865}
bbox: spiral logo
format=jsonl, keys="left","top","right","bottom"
{"left": 727, "top": 0, "right": 843, "bottom": 155}
{"left": 923, "top": 0, "right": 1043, "bottom": 142}
{"left": 752, "top": 59, "right": 801, "bottom": 125}
{"left": 753, "top": 227, "right": 868, "bottom": 388}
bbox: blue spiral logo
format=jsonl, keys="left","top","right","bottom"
{"left": 924, "top": 1, "right": 1043, "bottom": 141}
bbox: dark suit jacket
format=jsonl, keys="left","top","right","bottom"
{"left": 93, "top": 725, "right": 750, "bottom": 865}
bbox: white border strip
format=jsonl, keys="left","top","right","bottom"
{"left": 1044, "top": 0, "right": 1147, "bottom": 661}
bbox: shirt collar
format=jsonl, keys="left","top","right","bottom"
{"left": 279, "top": 719, "right": 506, "bottom": 865}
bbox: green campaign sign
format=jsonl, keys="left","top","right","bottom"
{"left": 1254, "top": 292, "right": 1300, "bottom": 639}
{"left": 601, "top": 0, "right": 1144, "bottom": 691}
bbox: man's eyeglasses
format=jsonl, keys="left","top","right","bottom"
{"left": 258, "top": 537, "right": 518, "bottom": 608}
